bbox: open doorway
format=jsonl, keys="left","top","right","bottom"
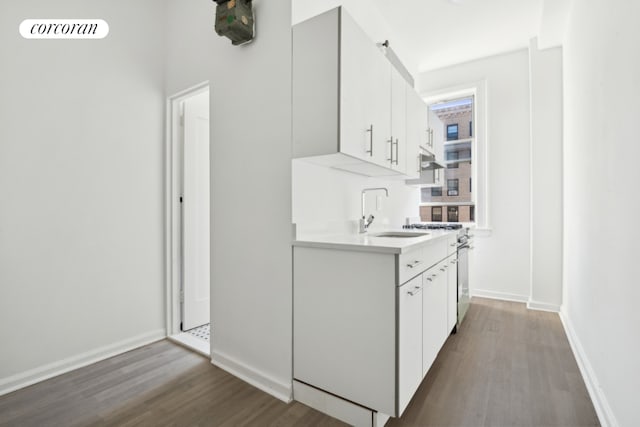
{"left": 166, "top": 83, "right": 211, "bottom": 356}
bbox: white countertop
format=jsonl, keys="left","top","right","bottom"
{"left": 293, "top": 229, "right": 458, "bottom": 254}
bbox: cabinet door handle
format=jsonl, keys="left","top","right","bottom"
{"left": 440, "top": 268, "right": 446, "bottom": 272}
{"left": 408, "top": 286, "right": 422, "bottom": 296}
{"left": 394, "top": 139, "right": 399, "bottom": 165}
{"left": 366, "top": 125, "right": 373, "bottom": 156}
{"left": 407, "top": 260, "right": 422, "bottom": 268}
{"left": 426, "top": 277, "right": 434, "bottom": 282}
{"left": 387, "top": 138, "right": 393, "bottom": 162}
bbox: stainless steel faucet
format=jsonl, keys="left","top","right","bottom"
{"left": 359, "top": 187, "right": 389, "bottom": 233}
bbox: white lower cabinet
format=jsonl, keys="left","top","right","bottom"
{"left": 293, "top": 235, "right": 459, "bottom": 425}
{"left": 421, "top": 261, "right": 448, "bottom": 377}
{"left": 398, "top": 275, "right": 424, "bottom": 414}
{"left": 447, "top": 255, "right": 458, "bottom": 332}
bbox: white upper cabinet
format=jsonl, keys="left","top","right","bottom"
{"left": 390, "top": 68, "right": 407, "bottom": 174}
{"left": 340, "top": 10, "right": 391, "bottom": 169}
{"left": 292, "top": 7, "right": 423, "bottom": 178}
{"left": 428, "top": 107, "right": 446, "bottom": 164}
{"left": 405, "top": 88, "right": 430, "bottom": 179}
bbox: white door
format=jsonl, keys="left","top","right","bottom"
{"left": 182, "top": 90, "right": 210, "bottom": 331}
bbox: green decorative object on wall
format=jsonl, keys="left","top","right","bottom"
{"left": 214, "top": 0, "right": 254, "bottom": 46}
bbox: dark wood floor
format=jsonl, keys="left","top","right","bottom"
{"left": 388, "top": 298, "right": 600, "bottom": 427}
{"left": 0, "top": 298, "right": 599, "bottom": 427}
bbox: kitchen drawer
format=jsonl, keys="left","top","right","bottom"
{"left": 398, "top": 239, "right": 448, "bottom": 285}
{"left": 398, "top": 248, "right": 425, "bottom": 285}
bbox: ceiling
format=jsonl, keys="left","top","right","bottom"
{"left": 370, "top": 0, "right": 546, "bottom": 72}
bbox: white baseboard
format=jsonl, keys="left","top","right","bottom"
{"left": 559, "top": 311, "right": 618, "bottom": 427}
{"left": 471, "top": 288, "right": 529, "bottom": 303}
{"left": 527, "top": 300, "right": 561, "bottom": 312}
{"left": 0, "top": 329, "right": 166, "bottom": 397}
{"left": 211, "top": 350, "right": 292, "bottom": 403}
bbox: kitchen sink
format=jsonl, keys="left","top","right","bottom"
{"left": 372, "top": 231, "right": 429, "bottom": 238}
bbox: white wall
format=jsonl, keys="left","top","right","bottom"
{"left": 529, "top": 39, "right": 563, "bottom": 311}
{"left": 0, "top": 0, "right": 166, "bottom": 393}
{"left": 562, "top": 0, "right": 640, "bottom": 425}
{"left": 292, "top": 161, "right": 420, "bottom": 230}
{"left": 418, "top": 50, "right": 532, "bottom": 301}
{"left": 165, "top": 0, "right": 293, "bottom": 400}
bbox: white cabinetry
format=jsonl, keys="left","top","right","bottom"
{"left": 446, "top": 255, "right": 458, "bottom": 333}
{"left": 405, "top": 89, "right": 430, "bottom": 179}
{"left": 428, "top": 107, "right": 446, "bottom": 164}
{"left": 340, "top": 9, "right": 391, "bottom": 169}
{"left": 293, "top": 7, "right": 425, "bottom": 178}
{"left": 389, "top": 67, "right": 407, "bottom": 174}
{"left": 421, "top": 260, "right": 448, "bottom": 377}
{"left": 293, "top": 233, "right": 460, "bottom": 423}
{"left": 398, "top": 275, "right": 423, "bottom": 413}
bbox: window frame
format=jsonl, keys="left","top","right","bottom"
{"left": 446, "top": 123, "right": 459, "bottom": 141}
{"left": 447, "top": 178, "right": 459, "bottom": 196}
{"left": 420, "top": 81, "right": 489, "bottom": 231}
{"left": 431, "top": 206, "right": 443, "bottom": 222}
{"left": 447, "top": 206, "right": 459, "bottom": 222}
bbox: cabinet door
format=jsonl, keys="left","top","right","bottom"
{"left": 398, "top": 275, "right": 423, "bottom": 415}
{"left": 422, "top": 263, "right": 448, "bottom": 377}
{"left": 428, "top": 105, "right": 445, "bottom": 164}
{"left": 340, "top": 11, "right": 391, "bottom": 167}
{"left": 447, "top": 255, "right": 458, "bottom": 333}
{"left": 405, "top": 89, "right": 428, "bottom": 179}
{"left": 389, "top": 68, "right": 407, "bottom": 173}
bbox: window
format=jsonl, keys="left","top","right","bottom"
{"left": 420, "top": 94, "right": 479, "bottom": 225}
{"left": 432, "top": 207, "right": 442, "bottom": 222}
{"left": 447, "top": 150, "right": 459, "bottom": 169}
{"left": 447, "top": 179, "right": 459, "bottom": 196}
{"left": 447, "top": 206, "right": 459, "bottom": 222}
{"left": 447, "top": 124, "right": 459, "bottom": 141}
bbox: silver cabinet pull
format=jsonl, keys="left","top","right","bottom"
{"left": 406, "top": 260, "right": 422, "bottom": 268}
{"left": 366, "top": 125, "right": 373, "bottom": 156}
{"left": 387, "top": 138, "right": 393, "bottom": 162}
{"left": 426, "top": 277, "right": 433, "bottom": 282}
{"left": 440, "top": 268, "right": 446, "bottom": 272}
{"left": 408, "top": 286, "right": 422, "bottom": 296}
{"left": 393, "top": 138, "right": 399, "bottom": 165}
